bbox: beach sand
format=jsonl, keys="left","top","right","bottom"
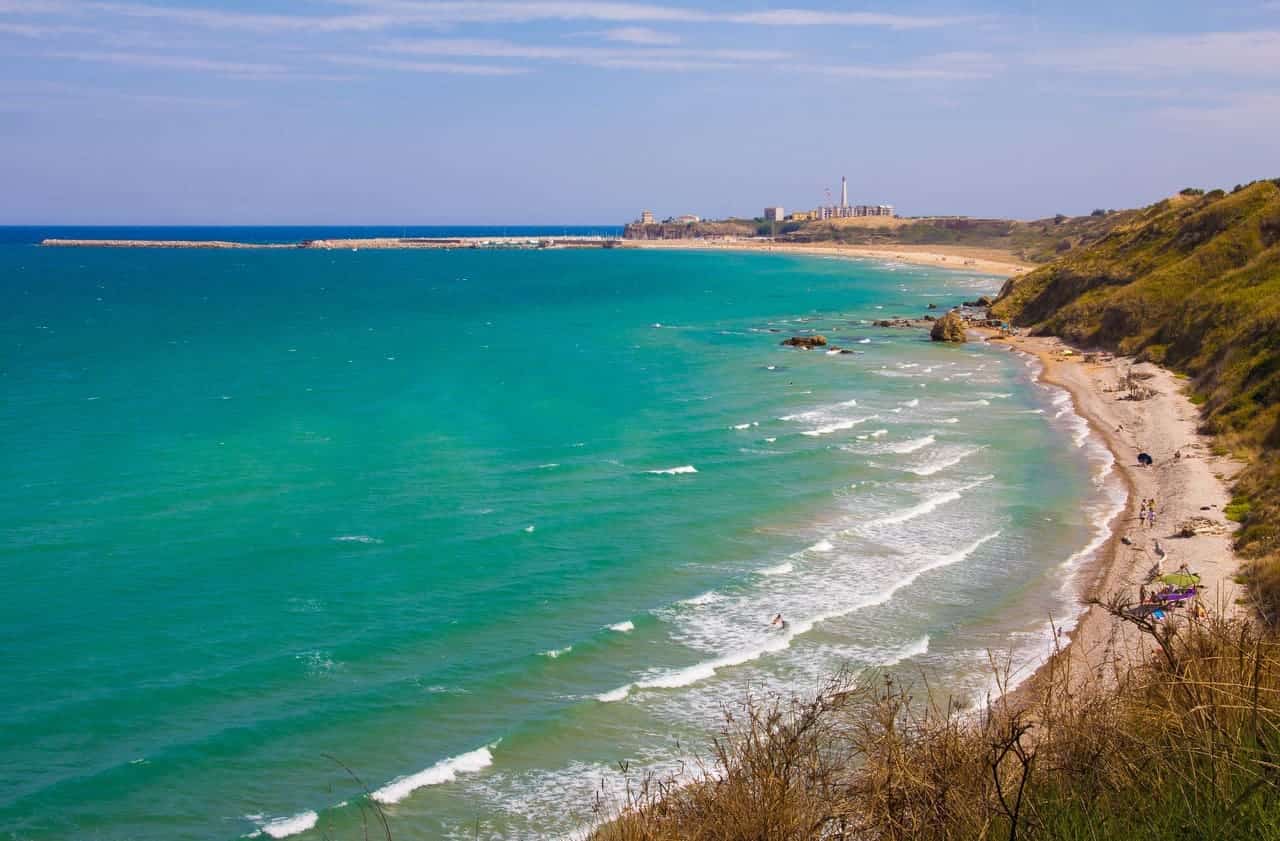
{"left": 985, "top": 332, "right": 1245, "bottom": 693}
{"left": 624, "top": 239, "right": 1034, "bottom": 278}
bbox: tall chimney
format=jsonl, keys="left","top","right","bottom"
{"left": 840, "top": 176, "right": 848, "bottom": 209}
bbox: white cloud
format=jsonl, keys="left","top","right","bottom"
{"left": 16, "top": 1, "right": 962, "bottom": 33}
{"left": 599, "top": 25, "right": 679, "bottom": 45}
{"left": 44, "top": 49, "right": 289, "bottom": 75}
{"left": 1155, "top": 92, "right": 1280, "bottom": 130}
{"left": 1034, "top": 30, "right": 1280, "bottom": 77}
{"left": 809, "top": 51, "right": 1002, "bottom": 80}
{"left": 323, "top": 54, "right": 528, "bottom": 75}
{"left": 384, "top": 37, "right": 787, "bottom": 63}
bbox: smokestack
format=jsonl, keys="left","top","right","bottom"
{"left": 840, "top": 176, "right": 848, "bottom": 209}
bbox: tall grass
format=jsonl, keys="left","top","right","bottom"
{"left": 593, "top": 607, "right": 1280, "bottom": 841}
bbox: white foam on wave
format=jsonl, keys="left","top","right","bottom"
{"left": 940, "top": 417, "right": 960, "bottom": 424}
{"left": 731, "top": 423, "right": 755, "bottom": 430}
{"left": 599, "top": 533, "right": 999, "bottom": 704}
{"left": 886, "top": 434, "right": 936, "bottom": 455}
{"left": 258, "top": 811, "right": 318, "bottom": 839}
{"left": 756, "top": 561, "right": 793, "bottom": 576}
{"left": 808, "top": 539, "right": 834, "bottom": 553}
{"left": 870, "top": 429, "right": 888, "bottom": 438}
{"left": 1017, "top": 409, "right": 1046, "bottom": 414}
{"left": 801, "top": 415, "right": 878, "bottom": 437}
{"left": 861, "top": 475, "right": 994, "bottom": 530}
{"left": 905, "top": 446, "right": 984, "bottom": 477}
{"left": 901, "top": 398, "right": 919, "bottom": 408}
{"left": 858, "top": 338, "right": 871, "bottom": 344}
{"left": 607, "top": 621, "right": 635, "bottom": 633}
{"left": 647, "top": 465, "right": 697, "bottom": 475}
{"left": 371, "top": 746, "right": 496, "bottom": 804}
{"left": 680, "top": 590, "right": 722, "bottom": 606}
{"left": 332, "top": 535, "right": 382, "bottom": 545}
{"left": 541, "top": 646, "right": 573, "bottom": 658}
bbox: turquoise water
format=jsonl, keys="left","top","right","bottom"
{"left": 0, "top": 244, "right": 1123, "bottom": 840}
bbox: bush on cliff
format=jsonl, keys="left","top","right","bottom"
{"left": 594, "top": 609, "right": 1280, "bottom": 841}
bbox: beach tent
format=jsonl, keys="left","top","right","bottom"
{"left": 1138, "top": 452, "right": 1154, "bottom": 466}
{"left": 1159, "top": 572, "right": 1201, "bottom": 587}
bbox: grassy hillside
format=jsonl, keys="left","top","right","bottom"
{"left": 992, "top": 180, "right": 1280, "bottom": 620}
{"left": 783, "top": 210, "right": 1141, "bottom": 263}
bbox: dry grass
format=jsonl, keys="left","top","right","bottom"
{"left": 592, "top": 607, "right": 1280, "bottom": 841}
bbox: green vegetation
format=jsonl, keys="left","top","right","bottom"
{"left": 992, "top": 179, "right": 1280, "bottom": 623}
{"left": 596, "top": 611, "right": 1280, "bottom": 841}
{"left": 783, "top": 210, "right": 1143, "bottom": 264}
{"left": 1226, "top": 496, "right": 1254, "bottom": 523}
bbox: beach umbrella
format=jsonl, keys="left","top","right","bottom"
{"left": 1138, "top": 452, "right": 1154, "bottom": 466}
{"left": 1159, "top": 572, "right": 1201, "bottom": 587}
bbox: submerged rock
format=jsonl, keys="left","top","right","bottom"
{"left": 930, "top": 311, "right": 968, "bottom": 343}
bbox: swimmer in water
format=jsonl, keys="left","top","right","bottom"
{"left": 770, "top": 613, "right": 788, "bottom": 630}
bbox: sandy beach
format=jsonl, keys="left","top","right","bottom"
{"left": 983, "top": 332, "right": 1245, "bottom": 693}
{"left": 624, "top": 238, "right": 1034, "bottom": 278}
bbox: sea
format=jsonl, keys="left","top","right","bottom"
{"left": 0, "top": 227, "right": 1125, "bottom": 841}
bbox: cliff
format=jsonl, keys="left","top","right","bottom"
{"left": 992, "top": 179, "right": 1280, "bottom": 618}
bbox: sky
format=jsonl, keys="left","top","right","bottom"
{"left": 1, "top": 1, "right": 1277, "bottom": 224}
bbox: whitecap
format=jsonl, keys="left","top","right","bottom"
{"left": 940, "top": 417, "right": 960, "bottom": 424}
{"left": 800, "top": 415, "right": 879, "bottom": 437}
{"left": 523, "top": 525, "right": 536, "bottom": 533}
{"left": 870, "top": 429, "right": 889, "bottom": 438}
{"left": 756, "top": 561, "right": 794, "bottom": 576}
{"left": 861, "top": 475, "right": 994, "bottom": 529}
{"left": 607, "top": 621, "right": 635, "bottom": 633}
{"left": 808, "top": 539, "right": 834, "bottom": 553}
{"left": 258, "top": 812, "right": 318, "bottom": 839}
{"left": 541, "top": 646, "right": 572, "bottom": 658}
{"left": 680, "top": 590, "right": 722, "bottom": 606}
{"left": 371, "top": 746, "right": 496, "bottom": 804}
{"left": 646, "top": 465, "right": 698, "bottom": 475}
{"left": 858, "top": 338, "right": 871, "bottom": 344}
{"left": 886, "top": 435, "right": 935, "bottom": 454}
{"left": 332, "top": 535, "right": 382, "bottom": 545}
{"left": 901, "top": 398, "right": 919, "bottom": 408}
{"left": 905, "top": 446, "right": 984, "bottom": 477}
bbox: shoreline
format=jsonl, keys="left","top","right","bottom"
{"left": 622, "top": 238, "right": 1034, "bottom": 278}
{"left": 37, "top": 235, "right": 1037, "bottom": 278}
{"left": 981, "top": 330, "right": 1245, "bottom": 697}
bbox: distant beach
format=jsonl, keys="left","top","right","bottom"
{"left": 624, "top": 238, "right": 1034, "bottom": 278}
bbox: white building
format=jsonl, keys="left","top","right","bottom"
{"left": 763, "top": 206, "right": 785, "bottom": 222}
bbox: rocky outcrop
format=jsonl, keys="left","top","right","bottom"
{"left": 781, "top": 335, "right": 827, "bottom": 349}
{"left": 962, "top": 295, "right": 994, "bottom": 307}
{"left": 930, "top": 311, "right": 968, "bottom": 343}
{"left": 874, "top": 318, "right": 935, "bottom": 328}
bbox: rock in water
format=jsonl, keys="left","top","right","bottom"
{"left": 781, "top": 335, "right": 827, "bottom": 349}
{"left": 930, "top": 311, "right": 967, "bottom": 343}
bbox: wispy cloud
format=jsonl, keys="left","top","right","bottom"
{"left": 323, "top": 54, "right": 528, "bottom": 75}
{"left": 383, "top": 37, "right": 786, "bottom": 68}
{"left": 39, "top": 49, "right": 307, "bottom": 79}
{"left": 1034, "top": 30, "right": 1280, "bottom": 77}
{"left": 14, "top": 1, "right": 964, "bottom": 33}
{"left": 598, "top": 26, "right": 679, "bottom": 45}
{"left": 808, "top": 51, "right": 1002, "bottom": 81}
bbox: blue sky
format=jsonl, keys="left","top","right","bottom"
{"left": 1, "top": 1, "right": 1277, "bottom": 223}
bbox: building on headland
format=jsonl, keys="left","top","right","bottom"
{"left": 787, "top": 210, "right": 814, "bottom": 222}
{"left": 639, "top": 210, "right": 655, "bottom": 224}
{"left": 763, "top": 206, "right": 785, "bottom": 222}
{"left": 670, "top": 214, "right": 701, "bottom": 224}
{"left": 812, "top": 176, "right": 895, "bottom": 219}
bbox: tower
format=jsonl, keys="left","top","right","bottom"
{"left": 840, "top": 176, "right": 848, "bottom": 209}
